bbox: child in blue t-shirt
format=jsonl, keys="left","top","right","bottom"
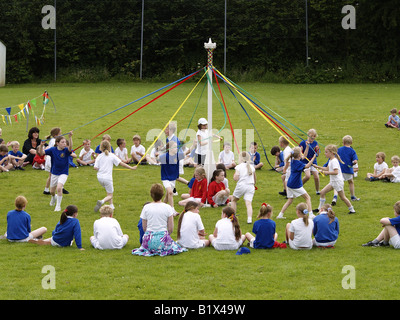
{"left": 276, "top": 147, "right": 316, "bottom": 220}
{"left": 245, "top": 203, "right": 286, "bottom": 249}
{"left": 249, "top": 142, "right": 263, "bottom": 170}
{"left": 312, "top": 204, "right": 339, "bottom": 248}
{"left": 385, "top": 108, "right": 400, "bottom": 129}
{"left": 270, "top": 145, "right": 284, "bottom": 172}
{"left": 39, "top": 131, "right": 73, "bottom": 212}
{"left": 299, "top": 129, "right": 320, "bottom": 194}
{"left": 8, "top": 141, "right": 27, "bottom": 170}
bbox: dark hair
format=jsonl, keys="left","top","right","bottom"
{"left": 116, "top": 138, "right": 125, "bottom": 146}
{"left": 210, "top": 169, "right": 224, "bottom": 182}
{"left": 28, "top": 127, "right": 40, "bottom": 140}
{"left": 150, "top": 183, "right": 164, "bottom": 202}
{"left": 216, "top": 163, "right": 226, "bottom": 175}
{"left": 270, "top": 145, "right": 281, "bottom": 155}
{"left": 177, "top": 201, "right": 200, "bottom": 240}
{"left": 222, "top": 206, "right": 241, "bottom": 241}
{"left": 60, "top": 205, "right": 78, "bottom": 225}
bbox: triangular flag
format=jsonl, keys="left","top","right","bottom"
{"left": 13, "top": 114, "right": 18, "bottom": 122}
{"left": 6, "top": 107, "right": 11, "bottom": 115}
{"left": 8, "top": 116, "right": 11, "bottom": 125}
{"left": 17, "top": 112, "right": 22, "bottom": 122}
{"left": 18, "top": 104, "right": 24, "bottom": 111}
{"left": 20, "top": 109, "right": 25, "bottom": 119}
{"left": 24, "top": 105, "right": 29, "bottom": 115}
{"left": 1, "top": 115, "right": 5, "bottom": 124}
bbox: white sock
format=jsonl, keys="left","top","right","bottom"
{"left": 44, "top": 187, "right": 49, "bottom": 192}
{"left": 348, "top": 205, "right": 355, "bottom": 212}
{"left": 277, "top": 212, "right": 285, "bottom": 219}
{"left": 318, "top": 198, "right": 326, "bottom": 209}
{"left": 56, "top": 195, "right": 62, "bottom": 208}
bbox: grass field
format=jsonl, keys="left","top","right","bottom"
{"left": 1, "top": 79, "right": 400, "bottom": 300}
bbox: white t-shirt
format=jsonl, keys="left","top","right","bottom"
{"left": 235, "top": 162, "right": 255, "bottom": 185}
{"left": 91, "top": 217, "right": 126, "bottom": 249}
{"left": 374, "top": 161, "right": 388, "bottom": 175}
{"left": 289, "top": 218, "right": 314, "bottom": 248}
{"left": 131, "top": 144, "right": 145, "bottom": 157}
{"left": 94, "top": 152, "right": 121, "bottom": 180}
{"left": 283, "top": 146, "right": 292, "bottom": 179}
{"left": 328, "top": 158, "right": 344, "bottom": 183}
{"left": 196, "top": 130, "right": 209, "bottom": 155}
{"left": 177, "top": 211, "right": 205, "bottom": 249}
{"left": 115, "top": 147, "right": 128, "bottom": 161}
{"left": 79, "top": 148, "right": 95, "bottom": 162}
{"left": 219, "top": 150, "right": 235, "bottom": 166}
{"left": 214, "top": 218, "right": 237, "bottom": 245}
{"left": 392, "top": 166, "right": 400, "bottom": 179}
{"left": 140, "top": 202, "right": 174, "bottom": 232}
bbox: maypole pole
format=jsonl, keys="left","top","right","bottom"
{"left": 204, "top": 38, "right": 217, "bottom": 186}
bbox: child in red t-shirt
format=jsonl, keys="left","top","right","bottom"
{"left": 178, "top": 167, "right": 207, "bottom": 207}
{"left": 207, "top": 169, "right": 230, "bottom": 208}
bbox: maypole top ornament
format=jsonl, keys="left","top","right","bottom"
{"left": 204, "top": 38, "right": 216, "bottom": 67}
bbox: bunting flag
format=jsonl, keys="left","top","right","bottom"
{"left": 0, "top": 91, "right": 53, "bottom": 127}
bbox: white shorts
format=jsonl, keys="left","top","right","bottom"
{"left": 304, "top": 166, "right": 318, "bottom": 173}
{"left": 50, "top": 174, "right": 68, "bottom": 188}
{"left": 212, "top": 239, "right": 243, "bottom": 251}
{"left": 289, "top": 239, "right": 312, "bottom": 250}
{"left": 312, "top": 238, "right": 337, "bottom": 247}
{"left": 98, "top": 177, "right": 114, "bottom": 194}
{"left": 212, "top": 193, "right": 229, "bottom": 206}
{"left": 185, "top": 197, "right": 202, "bottom": 203}
{"left": 286, "top": 187, "right": 307, "bottom": 199}
{"left": 162, "top": 180, "right": 176, "bottom": 190}
{"left": 177, "top": 239, "right": 206, "bottom": 249}
{"left": 7, "top": 233, "right": 33, "bottom": 243}
{"left": 389, "top": 234, "right": 400, "bottom": 249}
{"left": 329, "top": 180, "right": 344, "bottom": 192}
{"left": 390, "top": 177, "right": 400, "bottom": 183}
{"left": 233, "top": 184, "right": 255, "bottom": 202}
{"left": 179, "top": 159, "right": 184, "bottom": 175}
{"left": 342, "top": 173, "right": 354, "bottom": 181}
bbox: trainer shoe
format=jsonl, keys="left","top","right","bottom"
{"left": 351, "top": 196, "right": 360, "bottom": 201}
{"left": 54, "top": 206, "right": 61, "bottom": 212}
{"left": 247, "top": 217, "right": 252, "bottom": 224}
{"left": 276, "top": 212, "right": 286, "bottom": 219}
{"left": 348, "top": 210, "right": 356, "bottom": 214}
{"left": 62, "top": 188, "right": 69, "bottom": 194}
{"left": 362, "top": 240, "right": 379, "bottom": 247}
{"left": 43, "top": 191, "right": 51, "bottom": 195}
{"left": 331, "top": 200, "right": 337, "bottom": 206}
{"left": 94, "top": 200, "right": 103, "bottom": 212}
{"left": 49, "top": 196, "right": 56, "bottom": 206}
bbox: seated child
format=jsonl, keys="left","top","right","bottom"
{"left": 270, "top": 145, "right": 284, "bottom": 172}
{"left": 145, "top": 139, "right": 163, "bottom": 165}
{"left": 0, "top": 145, "right": 15, "bottom": 172}
{"left": 379, "top": 155, "right": 400, "bottom": 183}
{"left": 249, "top": 141, "right": 263, "bottom": 170}
{"left": 366, "top": 152, "right": 388, "bottom": 181}
{"left": 312, "top": 204, "right": 339, "bottom": 248}
{"left": 95, "top": 134, "right": 114, "bottom": 155}
{"left": 6, "top": 196, "right": 47, "bottom": 242}
{"left": 363, "top": 201, "right": 400, "bottom": 248}
{"left": 207, "top": 169, "right": 230, "bottom": 208}
{"left": 385, "top": 108, "right": 400, "bottom": 129}
{"left": 8, "top": 141, "right": 27, "bottom": 170}
{"left": 218, "top": 142, "right": 236, "bottom": 169}
{"left": 178, "top": 167, "right": 207, "bottom": 207}
{"left": 115, "top": 138, "right": 130, "bottom": 164}
{"left": 131, "top": 134, "right": 146, "bottom": 164}
{"left": 77, "top": 139, "right": 96, "bottom": 166}
{"left": 245, "top": 203, "right": 286, "bottom": 249}
{"left": 32, "top": 146, "right": 46, "bottom": 170}
{"left": 285, "top": 203, "right": 314, "bottom": 250}
{"left": 90, "top": 205, "right": 129, "bottom": 250}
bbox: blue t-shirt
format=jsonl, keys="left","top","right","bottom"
{"left": 8, "top": 150, "right": 24, "bottom": 162}
{"left": 252, "top": 219, "right": 276, "bottom": 249}
{"left": 278, "top": 151, "right": 284, "bottom": 167}
{"left": 6, "top": 209, "right": 31, "bottom": 240}
{"left": 313, "top": 213, "right": 339, "bottom": 243}
{"left": 299, "top": 140, "right": 318, "bottom": 165}
{"left": 337, "top": 146, "right": 358, "bottom": 174}
{"left": 52, "top": 217, "right": 82, "bottom": 249}
{"left": 95, "top": 145, "right": 114, "bottom": 154}
{"left": 287, "top": 159, "right": 306, "bottom": 189}
{"left": 45, "top": 147, "right": 72, "bottom": 175}
{"left": 249, "top": 151, "right": 261, "bottom": 165}
{"left": 159, "top": 151, "right": 184, "bottom": 181}
{"left": 0, "top": 153, "right": 8, "bottom": 165}
{"left": 389, "top": 216, "right": 400, "bottom": 235}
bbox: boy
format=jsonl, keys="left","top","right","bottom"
{"left": 332, "top": 135, "right": 359, "bottom": 205}
{"left": 278, "top": 136, "right": 292, "bottom": 196}
{"left": 6, "top": 196, "right": 47, "bottom": 242}
{"left": 299, "top": 129, "right": 320, "bottom": 195}
{"left": 95, "top": 134, "right": 114, "bottom": 155}
{"left": 90, "top": 205, "right": 129, "bottom": 250}
{"left": 115, "top": 138, "right": 130, "bottom": 164}
{"left": 249, "top": 141, "right": 263, "bottom": 170}
{"left": 0, "top": 145, "right": 14, "bottom": 172}
{"left": 379, "top": 155, "right": 400, "bottom": 183}
{"left": 131, "top": 134, "right": 146, "bottom": 164}
{"left": 366, "top": 152, "right": 388, "bottom": 181}
{"left": 8, "top": 141, "right": 27, "bottom": 170}
{"left": 218, "top": 142, "right": 236, "bottom": 169}
{"left": 77, "top": 139, "right": 96, "bottom": 166}
{"left": 385, "top": 108, "right": 400, "bottom": 129}
{"left": 270, "top": 145, "right": 284, "bottom": 172}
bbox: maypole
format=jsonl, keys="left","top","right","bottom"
{"left": 204, "top": 38, "right": 217, "bottom": 184}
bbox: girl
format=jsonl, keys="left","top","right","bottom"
{"left": 94, "top": 140, "right": 136, "bottom": 212}
{"left": 285, "top": 203, "right": 314, "bottom": 250}
{"left": 39, "top": 132, "right": 73, "bottom": 212}
{"left": 312, "top": 144, "right": 356, "bottom": 214}
{"left": 230, "top": 151, "right": 256, "bottom": 224}
{"left": 177, "top": 201, "right": 210, "bottom": 249}
{"left": 178, "top": 167, "right": 207, "bottom": 207}
{"left": 30, "top": 205, "right": 84, "bottom": 250}
{"left": 276, "top": 147, "right": 316, "bottom": 219}
{"left": 195, "top": 118, "right": 209, "bottom": 166}
{"left": 207, "top": 169, "right": 230, "bottom": 208}
{"left": 245, "top": 203, "right": 286, "bottom": 249}
{"left": 32, "top": 146, "right": 46, "bottom": 170}
{"left": 209, "top": 206, "right": 246, "bottom": 251}
{"left": 312, "top": 204, "right": 339, "bottom": 248}
{"left": 299, "top": 129, "right": 320, "bottom": 194}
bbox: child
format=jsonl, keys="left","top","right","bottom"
{"left": 209, "top": 206, "right": 246, "bottom": 251}
{"left": 299, "top": 129, "right": 320, "bottom": 194}
{"left": 270, "top": 145, "right": 284, "bottom": 172}
{"left": 363, "top": 201, "right": 400, "bottom": 248}
{"left": 146, "top": 139, "right": 164, "bottom": 165}
{"left": 278, "top": 136, "right": 293, "bottom": 196}
{"left": 30, "top": 205, "right": 84, "bottom": 250}
{"left": 77, "top": 139, "right": 96, "bottom": 166}
{"left": 207, "top": 169, "right": 230, "bottom": 208}
{"left": 312, "top": 204, "right": 339, "bottom": 248}
{"left": 95, "top": 134, "right": 114, "bottom": 155}
{"left": 178, "top": 167, "right": 207, "bottom": 207}
{"left": 276, "top": 147, "right": 316, "bottom": 219}
{"left": 379, "top": 155, "right": 400, "bottom": 183}
{"left": 32, "top": 146, "right": 46, "bottom": 170}
{"left": 159, "top": 140, "right": 184, "bottom": 215}
{"left": 230, "top": 151, "right": 256, "bottom": 224}
{"left": 6, "top": 196, "right": 47, "bottom": 242}
{"left": 216, "top": 163, "right": 230, "bottom": 190}
{"left": 245, "top": 203, "right": 286, "bottom": 249}
{"left": 195, "top": 118, "right": 209, "bottom": 166}
{"left": 94, "top": 140, "right": 137, "bottom": 212}
{"left": 43, "top": 127, "right": 61, "bottom": 194}
{"left": 39, "top": 132, "right": 74, "bottom": 212}
{"left": 8, "top": 141, "right": 27, "bottom": 170}
{"left": 366, "top": 152, "right": 388, "bottom": 181}
{"left": 218, "top": 142, "right": 236, "bottom": 169}
{"left": 332, "top": 135, "right": 359, "bottom": 204}
{"left": 312, "top": 144, "right": 356, "bottom": 214}
{"left": 90, "top": 205, "right": 129, "bottom": 250}
{"left": 249, "top": 141, "right": 263, "bottom": 170}
{"left": 285, "top": 203, "right": 314, "bottom": 250}
{"left": 385, "top": 108, "right": 400, "bottom": 129}
{"left": 114, "top": 138, "right": 130, "bottom": 164}
{"left": 131, "top": 134, "right": 146, "bottom": 164}
{"left": 0, "top": 145, "right": 16, "bottom": 172}
{"left": 177, "top": 201, "right": 210, "bottom": 248}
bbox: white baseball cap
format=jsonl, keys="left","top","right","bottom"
{"left": 198, "top": 118, "right": 208, "bottom": 125}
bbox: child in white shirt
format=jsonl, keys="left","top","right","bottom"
{"left": 115, "top": 138, "right": 130, "bottom": 164}
{"left": 366, "top": 152, "right": 388, "bottom": 181}
{"left": 131, "top": 134, "right": 146, "bottom": 164}
{"left": 90, "top": 205, "right": 129, "bottom": 250}
{"left": 379, "top": 155, "right": 400, "bottom": 183}
{"left": 218, "top": 142, "right": 236, "bottom": 169}
{"left": 77, "top": 139, "right": 96, "bottom": 166}
{"left": 285, "top": 203, "right": 313, "bottom": 250}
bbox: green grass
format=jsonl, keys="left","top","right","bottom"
{"left": 1, "top": 81, "right": 400, "bottom": 300}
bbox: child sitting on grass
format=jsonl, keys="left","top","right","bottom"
{"left": 378, "top": 155, "right": 400, "bottom": 183}
{"left": 366, "top": 152, "right": 388, "bottom": 181}
{"left": 385, "top": 108, "right": 400, "bottom": 129}
{"left": 312, "top": 204, "right": 339, "bottom": 248}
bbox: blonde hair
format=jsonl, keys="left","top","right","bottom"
{"left": 239, "top": 151, "right": 253, "bottom": 175}
{"left": 9, "top": 141, "right": 20, "bottom": 148}
{"left": 307, "top": 128, "right": 317, "bottom": 138}
{"left": 391, "top": 155, "right": 400, "bottom": 162}
{"left": 102, "top": 134, "right": 111, "bottom": 141}
{"left": 279, "top": 136, "right": 289, "bottom": 146}
{"left": 99, "top": 205, "right": 113, "bottom": 217}
{"left": 296, "top": 203, "right": 309, "bottom": 226}
{"left": 285, "top": 146, "right": 301, "bottom": 162}
{"left": 100, "top": 140, "right": 111, "bottom": 155}
{"left": 376, "top": 152, "right": 386, "bottom": 161}
{"left": 320, "top": 204, "right": 336, "bottom": 224}
{"left": 394, "top": 201, "right": 400, "bottom": 215}
{"left": 15, "top": 195, "right": 28, "bottom": 211}
{"left": 325, "top": 144, "right": 344, "bottom": 164}
{"left": 194, "top": 167, "right": 206, "bottom": 179}
{"left": 342, "top": 135, "right": 353, "bottom": 145}
{"left": 132, "top": 134, "right": 141, "bottom": 142}
{"left": 257, "top": 203, "right": 272, "bottom": 219}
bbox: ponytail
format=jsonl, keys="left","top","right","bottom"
{"left": 100, "top": 140, "right": 111, "bottom": 156}
{"left": 296, "top": 203, "right": 309, "bottom": 227}
{"left": 223, "top": 206, "right": 241, "bottom": 240}
{"left": 320, "top": 204, "right": 336, "bottom": 224}
{"left": 239, "top": 151, "right": 253, "bottom": 176}
{"left": 177, "top": 201, "right": 199, "bottom": 240}
{"left": 60, "top": 205, "right": 78, "bottom": 225}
